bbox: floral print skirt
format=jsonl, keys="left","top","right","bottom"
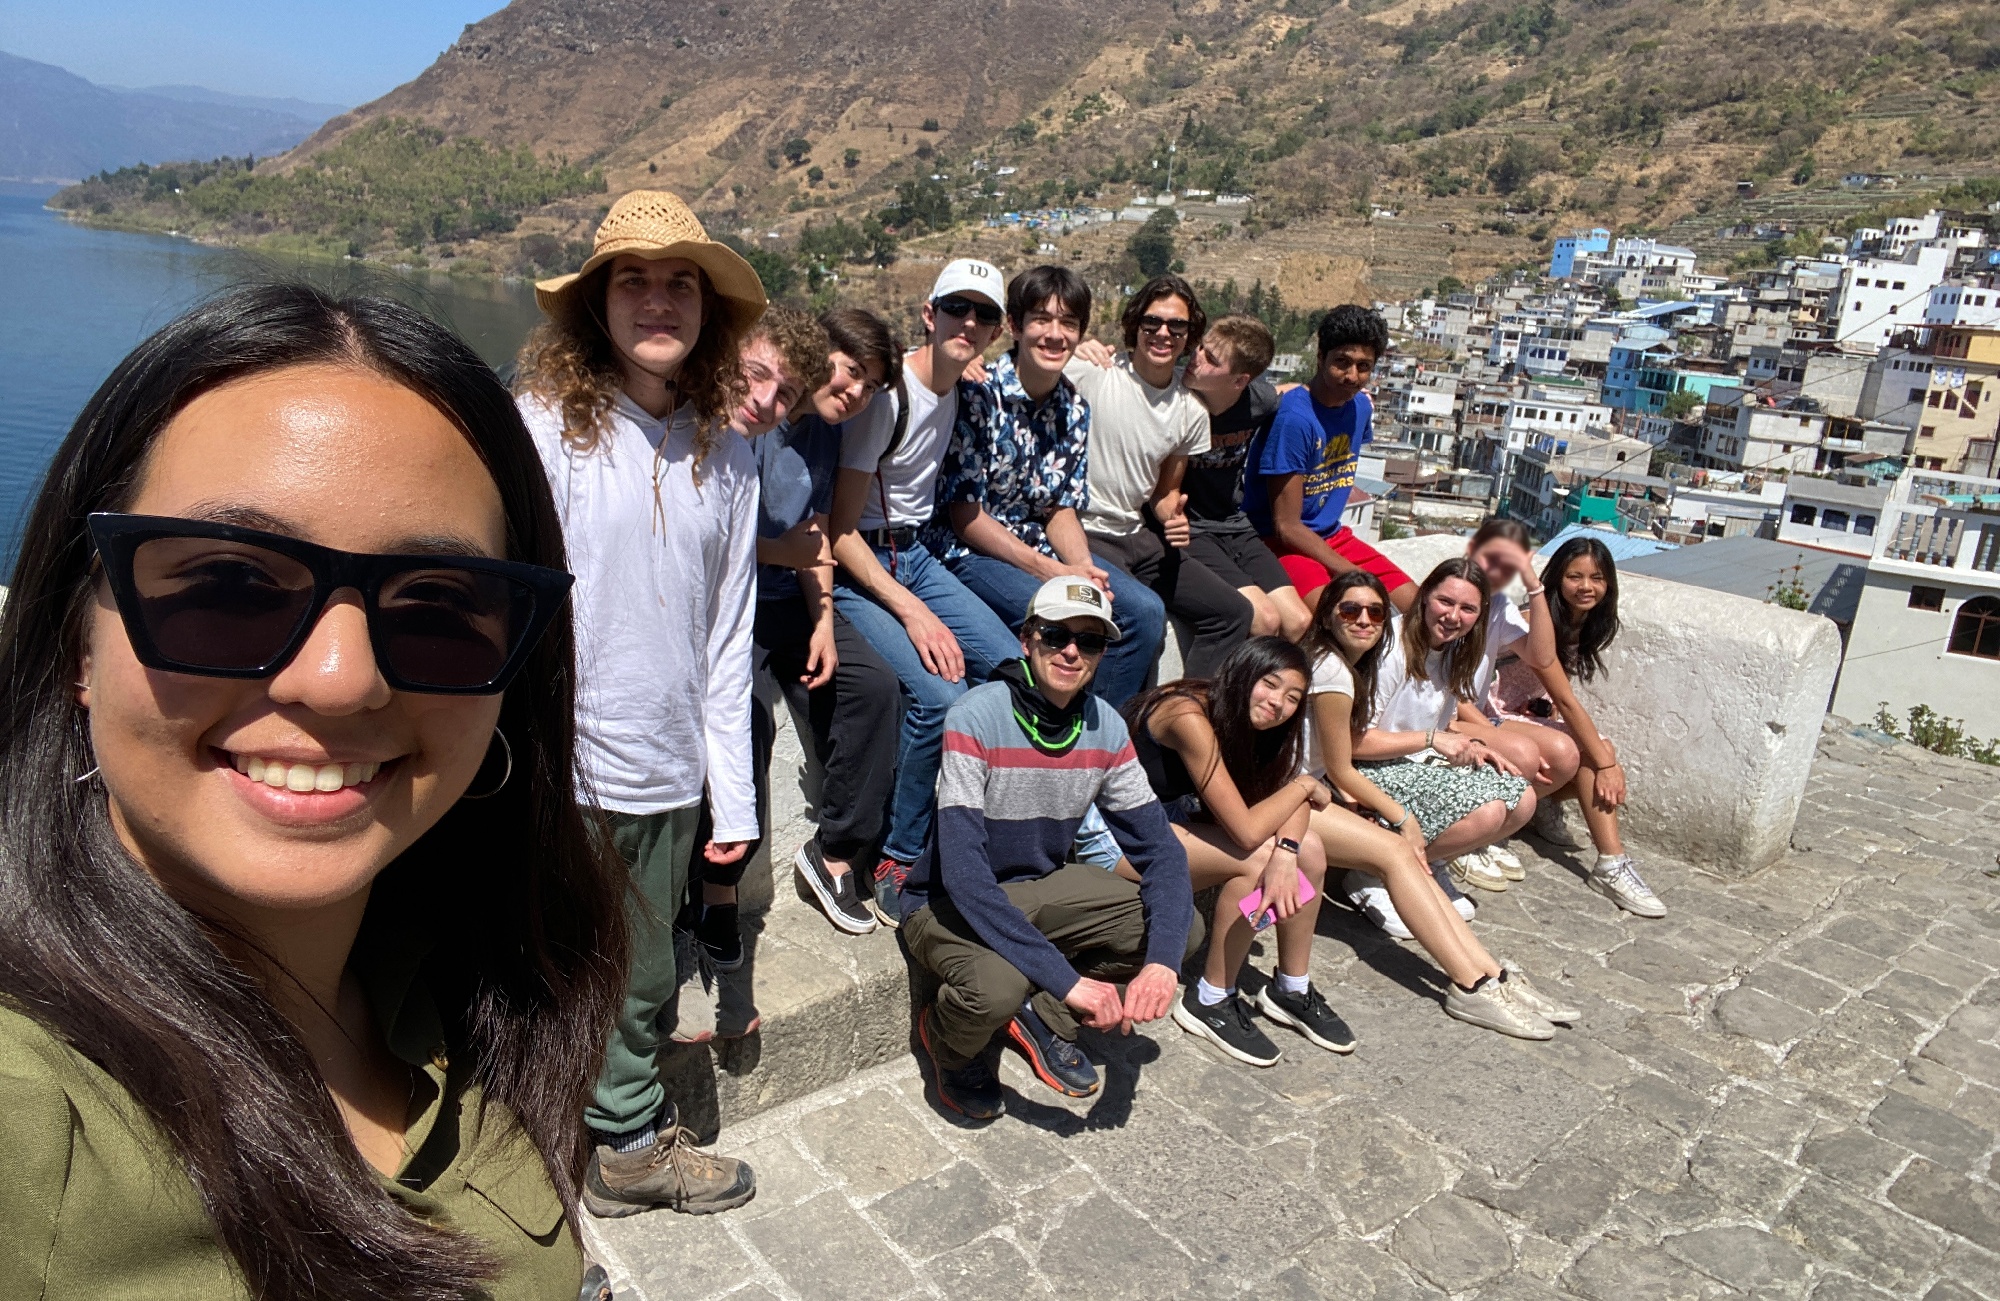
{"left": 1357, "top": 758, "right": 1528, "bottom": 843}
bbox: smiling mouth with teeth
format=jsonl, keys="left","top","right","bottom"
{"left": 231, "top": 754, "right": 384, "bottom": 793}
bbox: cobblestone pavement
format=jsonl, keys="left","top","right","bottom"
{"left": 587, "top": 725, "right": 2000, "bottom": 1301}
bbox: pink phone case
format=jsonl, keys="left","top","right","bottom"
{"left": 1239, "top": 876, "right": 1318, "bottom": 930}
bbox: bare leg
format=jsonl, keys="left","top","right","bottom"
{"left": 1425, "top": 793, "right": 1536, "bottom": 862}
{"left": 1173, "top": 823, "right": 1271, "bottom": 991}
{"left": 1459, "top": 719, "right": 1579, "bottom": 797}
{"left": 1272, "top": 828, "right": 1328, "bottom": 977}
{"left": 1572, "top": 764, "right": 1625, "bottom": 855}
{"left": 1309, "top": 806, "right": 1501, "bottom": 987}
{"left": 1239, "top": 586, "right": 1282, "bottom": 638}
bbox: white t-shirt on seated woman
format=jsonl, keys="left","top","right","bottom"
{"left": 1369, "top": 613, "right": 1463, "bottom": 737}
{"left": 1300, "top": 652, "right": 1355, "bottom": 778}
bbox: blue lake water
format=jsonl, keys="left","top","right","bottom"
{"left": 0, "top": 183, "right": 544, "bottom": 577}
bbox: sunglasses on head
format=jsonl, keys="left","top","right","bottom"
{"left": 87, "top": 513, "right": 573, "bottom": 695}
{"left": 1334, "top": 600, "right": 1387, "bottom": 626}
{"left": 1031, "top": 621, "right": 1109, "bottom": 656}
{"left": 1138, "top": 315, "right": 1191, "bottom": 339}
{"left": 933, "top": 295, "right": 1004, "bottom": 327}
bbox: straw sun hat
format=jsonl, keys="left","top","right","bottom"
{"left": 534, "top": 189, "right": 768, "bottom": 335}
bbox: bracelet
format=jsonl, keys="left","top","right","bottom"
{"left": 1386, "top": 813, "right": 1409, "bottom": 832}
{"left": 1424, "top": 728, "right": 1435, "bottom": 752}
{"left": 1274, "top": 837, "right": 1302, "bottom": 856}
{"left": 1524, "top": 584, "right": 1546, "bottom": 598}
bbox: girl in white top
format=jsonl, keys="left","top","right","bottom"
{"left": 1301, "top": 570, "right": 1575, "bottom": 1041}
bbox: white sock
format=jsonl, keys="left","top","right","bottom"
{"left": 1595, "top": 853, "right": 1623, "bottom": 870}
{"left": 1275, "top": 970, "right": 1311, "bottom": 996}
{"left": 1196, "top": 978, "right": 1231, "bottom": 1006}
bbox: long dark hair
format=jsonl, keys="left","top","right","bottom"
{"left": 1126, "top": 637, "right": 1309, "bottom": 805}
{"left": 1543, "top": 536, "right": 1622, "bottom": 682}
{"left": 1302, "top": 570, "right": 1392, "bottom": 739}
{"left": 1402, "top": 557, "right": 1491, "bottom": 700}
{"left": 0, "top": 285, "right": 627, "bottom": 1301}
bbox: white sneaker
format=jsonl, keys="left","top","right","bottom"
{"left": 1529, "top": 798, "right": 1585, "bottom": 849}
{"left": 1589, "top": 855, "right": 1667, "bottom": 919}
{"left": 1345, "top": 870, "right": 1414, "bottom": 941}
{"left": 1500, "top": 962, "right": 1580, "bottom": 1024}
{"left": 1484, "top": 843, "right": 1527, "bottom": 881}
{"left": 1451, "top": 851, "right": 1511, "bottom": 893}
{"left": 1445, "top": 978, "right": 1554, "bottom": 1040}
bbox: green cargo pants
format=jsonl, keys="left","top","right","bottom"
{"left": 902, "top": 862, "right": 1204, "bottom": 1070}
{"left": 586, "top": 806, "right": 701, "bottom": 1137}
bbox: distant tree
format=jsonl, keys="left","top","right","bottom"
{"left": 719, "top": 232, "right": 798, "bottom": 299}
{"left": 783, "top": 137, "right": 812, "bottom": 166}
{"left": 807, "top": 165, "right": 825, "bottom": 185}
{"left": 843, "top": 148, "right": 861, "bottom": 169}
{"left": 921, "top": 117, "right": 941, "bottom": 132}
{"left": 659, "top": 95, "right": 674, "bottom": 110}
{"left": 1662, "top": 389, "right": 1702, "bottom": 420}
{"left": 1129, "top": 209, "right": 1178, "bottom": 277}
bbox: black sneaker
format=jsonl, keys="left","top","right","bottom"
{"left": 1257, "top": 981, "right": 1357, "bottom": 1054}
{"left": 871, "top": 857, "right": 908, "bottom": 930}
{"left": 1004, "top": 1000, "right": 1100, "bottom": 1097}
{"left": 794, "top": 839, "right": 877, "bottom": 935}
{"left": 1171, "top": 984, "right": 1280, "bottom": 1067}
{"left": 696, "top": 902, "right": 743, "bottom": 972}
{"left": 917, "top": 1006, "right": 1004, "bottom": 1119}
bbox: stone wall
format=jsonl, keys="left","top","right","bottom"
{"left": 759, "top": 533, "right": 1841, "bottom": 882}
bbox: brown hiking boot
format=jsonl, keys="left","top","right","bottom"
{"left": 582, "top": 1110, "right": 756, "bottom": 1217}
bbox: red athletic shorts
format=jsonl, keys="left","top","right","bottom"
{"left": 1265, "top": 527, "right": 1414, "bottom": 598}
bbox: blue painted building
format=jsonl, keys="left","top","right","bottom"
{"left": 1549, "top": 228, "right": 1611, "bottom": 280}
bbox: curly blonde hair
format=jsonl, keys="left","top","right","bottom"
{"left": 514, "top": 264, "right": 747, "bottom": 466}
{"left": 750, "top": 307, "right": 832, "bottom": 397}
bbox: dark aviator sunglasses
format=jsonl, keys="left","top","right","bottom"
{"left": 933, "top": 295, "right": 1004, "bottom": 327}
{"left": 87, "top": 513, "right": 573, "bottom": 695}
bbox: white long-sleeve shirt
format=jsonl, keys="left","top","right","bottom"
{"left": 521, "top": 392, "right": 760, "bottom": 839}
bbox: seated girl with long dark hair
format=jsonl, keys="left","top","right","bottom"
{"left": 1301, "top": 570, "right": 1572, "bottom": 1040}
{"left": 1122, "top": 638, "right": 1353, "bottom": 1067}
{"left": 0, "top": 286, "right": 627, "bottom": 1301}
{"left": 1486, "top": 536, "right": 1664, "bottom": 917}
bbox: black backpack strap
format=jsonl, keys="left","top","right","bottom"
{"left": 882, "top": 375, "right": 913, "bottom": 460}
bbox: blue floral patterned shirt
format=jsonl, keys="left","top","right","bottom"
{"left": 928, "top": 351, "right": 1091, "bottom": 562}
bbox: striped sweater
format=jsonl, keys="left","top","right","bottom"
{"left": 902, "top": 679, "right": 1194, "bottom": 998}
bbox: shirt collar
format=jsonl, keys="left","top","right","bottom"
{"left": 993, "top": 350, "right": 1076, "bottom": 411}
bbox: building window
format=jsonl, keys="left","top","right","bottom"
{"left": 1908, "top": 387, "right": 1927, "bottom": 403}
{"left": 1854, "top": 514, "right": 1876, "bottom": 536}
{"left": 1791, "top": 503, "right": 1817, "bottom": 525}
{"left": 1948, "top": 596, "right": 2000, "bottom": 660}
{"left": 1822, "top": 509, "right": 1850, "bottom": 531}
{"left": 1909, "top": 585, "right": 1945, "bottom": 611}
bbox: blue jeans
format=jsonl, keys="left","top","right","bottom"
{"left": 945, "top": 551, "right": 1167, "bottom": 707}
{"left": 834, "top": 538, "right": 1021, "bottom": 865}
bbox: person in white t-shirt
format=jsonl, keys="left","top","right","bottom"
{"left": 1299, "top": 571, "right": 1572, "bottom": 1040}
{"left": 1432, "top": 518, "right": 1573, "bottom": 893}
{"left": 825, "top": 262, "right": 1022, "bottom": 924}
{"left": 1066, "top": 274, "right": 1253, "bottom": 676}
{"left": 513, "top": 190, "right": 760, "bottom": 1216}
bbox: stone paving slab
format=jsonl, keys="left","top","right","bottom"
{"left": 591, "top": 723, "right": 2000, "bottom": 1299}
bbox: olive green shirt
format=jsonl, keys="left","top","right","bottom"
{"left": 0, "top": 938, "right": 583, "bottom": 1301}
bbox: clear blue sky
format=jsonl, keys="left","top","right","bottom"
{"left": 0, "top": 1, "right": 507, "bottom": 107}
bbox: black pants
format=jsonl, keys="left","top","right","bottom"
{"left": 1088, "top": 525, "right": 1253, "bottom": 679}
{"left": 690, "top": 599, "right": 905, "bottom": 892}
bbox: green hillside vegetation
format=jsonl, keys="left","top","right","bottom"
{"left": 53, "top": 118, "right": 604, "bottom": 260}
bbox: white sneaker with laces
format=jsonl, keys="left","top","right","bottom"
{"left": 1529, "top": 798, "right": 1585, "bottom": 849}
{"left": 1589, "top": 854, "right": 1667, "bottom": 918}
{"left": 1451, "top": 851, "right": 1511, "bottom": 893}
{"left": 1344, "top": 870, "right": 1414, "bottom": 940}
{"left": 1484, "top": 842, "right": 1527, "bottom": 881}
{"left": 1500, "top": 962, "right": 1581, "bottom": 1024}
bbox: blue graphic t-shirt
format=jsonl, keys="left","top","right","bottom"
{"left": 1243, "top": 386, "right": 1373, "bottom": 539}
{"left": 753, "top": 415, "right": 841, "bottom": 602}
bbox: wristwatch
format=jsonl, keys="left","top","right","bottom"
{"left": 1274, "top": 837, "right": 1302, "bottom": 856}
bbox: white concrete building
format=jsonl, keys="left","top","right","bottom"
{"left": 1699, "top": 389, "right": 1828, "bottom": 475}
{"left": 1832, "top": 245, "right": 1953, "bottom": 348}
{"left": 1924, "top": 281, "right": 2000, "bottom": 330}
{"left": 1777, "top": 477, "right": 1889, "bottom": 557}
{"left": 1833, "top": 469, "right": 2000, "bottom": 737}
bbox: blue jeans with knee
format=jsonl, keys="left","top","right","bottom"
{"left": 944, "top": 551, "right": 1167, "bottom": 707}
{"left": 833, "top": 538, "right": 1021, "bottom": 866}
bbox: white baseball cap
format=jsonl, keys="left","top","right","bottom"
{"left": 930, "top": 258, "right": 1005, "bottom": 308}
{"left": 1024, "top": 576, "right": 1121, "bottom": 640}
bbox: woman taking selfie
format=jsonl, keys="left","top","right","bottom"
{"left": 1301, "top": 571, "right": 1572, "bottom": 1040}
{"left": 0, "top": 286, "right": 626, "bottom": 1300}
{"left": 1123, "top": 638, "right": 1353, "bottom": 1067}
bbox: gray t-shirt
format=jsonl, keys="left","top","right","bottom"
{"left": 1065, "top": 355, "right": 1210, "bottom": 538}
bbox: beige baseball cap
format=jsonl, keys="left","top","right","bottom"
{"left": 1024, "top": 576, "right": 1121, "bottom": 640}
